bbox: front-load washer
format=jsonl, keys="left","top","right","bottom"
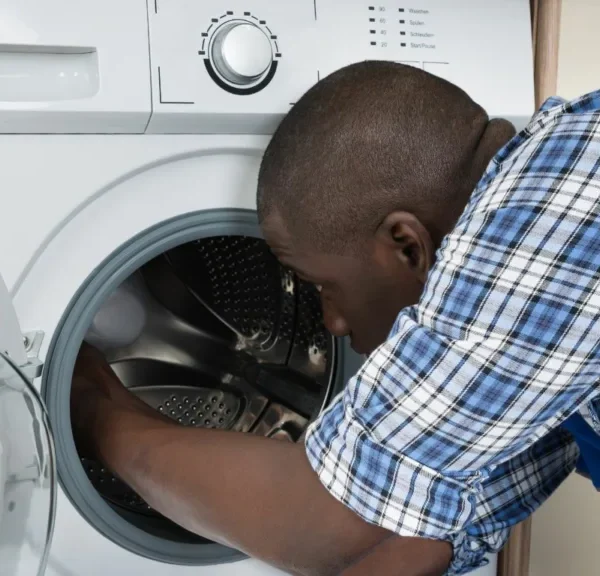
{"left": 0, "top": 1, "right": 534, "bottom": 575}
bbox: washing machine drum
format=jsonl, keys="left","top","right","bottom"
{"left": 0, "top": 353, "right": 55, "bottom": 576}
{"left": 82, "top": 235, "right": 337, "bottom": 519}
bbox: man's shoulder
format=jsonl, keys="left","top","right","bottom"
{"left": 465, "top": 88, "right": 600, "bottom": 213}
{"left": 535, "top": 89, "right": 600, "bottom": 119}
{"left": 506, "top": 88, "right": 600, "bottom": 157}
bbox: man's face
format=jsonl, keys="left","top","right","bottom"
{"left": 263, "top": 216, "right": 428, "bottom": 355}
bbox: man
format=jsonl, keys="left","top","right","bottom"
{"left": 72, "top": 61, "right": 600, "bottom": 575}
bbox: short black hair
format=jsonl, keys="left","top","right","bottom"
{"left": 257, "top": 61, "right": 491, "bottom": 253}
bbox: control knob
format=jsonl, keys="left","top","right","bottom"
{"left": 211, "top": 21, "right": 273, "bottom": 85}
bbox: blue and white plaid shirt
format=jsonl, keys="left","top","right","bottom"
{"left": 305, "top": 90, "right": 600, "bottom": 574}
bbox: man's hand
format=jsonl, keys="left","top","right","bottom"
{"left": 71, "top": 344, "right": 452, "bottom": 576}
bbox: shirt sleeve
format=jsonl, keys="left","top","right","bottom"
{"left": 305, "top": 95, "right": 600, "bottom": 572}
{"left": 447, "top": 427, "right": 577, "bottom": 574}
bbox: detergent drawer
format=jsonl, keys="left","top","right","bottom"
{"left": 0, "top": 0, "right": 151, "bottom": 133}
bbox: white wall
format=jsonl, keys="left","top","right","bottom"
{"left": 555, "top": 0, "right": 600, "bottom": 99}
{"left": 529, "top": 473, "right": 600, "bottom": 576}
{"left": 529, "top": 2, "right": 600, "bottom": 575}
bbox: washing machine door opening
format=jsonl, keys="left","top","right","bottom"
{"left": 82, "top": 235, "right": 336, "bottom": 536}
{"left": 43, "top": 211, "right": 350, "bottom": 566}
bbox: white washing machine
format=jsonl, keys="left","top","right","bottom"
{"left": 0, "top": 1, "right": 534, "bottom": 575}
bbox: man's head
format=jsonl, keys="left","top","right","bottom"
{"left": 258, "top": 61, "right": 515, "bottom": 354}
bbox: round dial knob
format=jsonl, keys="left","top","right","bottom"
{"left": 211, "top": 22, "right": 273, "bottom": 85}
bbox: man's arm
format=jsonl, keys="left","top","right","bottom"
{"left": 339, "top": 536, "right": 452, "bottom": 576}
{"left": 75, "top": 364, "right": 450, "bottom": 576}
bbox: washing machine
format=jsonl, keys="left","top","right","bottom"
{"left": 0, "top": 1, "right": 534, "bottom": 575}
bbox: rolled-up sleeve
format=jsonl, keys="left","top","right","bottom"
{"left": 306, "top": 321, "right": 490, "bottom": 538}
{"left": 305, "top": 310, "right": 585, "bottom": 572}
{"left": 306, "top": 93, "right": 600, "bottom": 573}
{"left": 307, "top": 373, "right": 578, "bottom": 573}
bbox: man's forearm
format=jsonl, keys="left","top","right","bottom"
{"left": 93, "top": 400, "right": 386, "bottom": 574}
{"left": 91, "top": 397, "right": 451, "bottom": 575}
{"left": 340, "top": 536, "right": 451, "bottom": 576}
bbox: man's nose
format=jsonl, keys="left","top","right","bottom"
{"left": 320, "top": 295, "right": 350, "bottom": 338}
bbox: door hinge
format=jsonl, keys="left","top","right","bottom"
{"left": 19, "top": 330, "right": 44, "bottom": 380}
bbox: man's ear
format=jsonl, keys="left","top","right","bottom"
{"left": 376, "top": 211, "right": 434, "bottom": 283}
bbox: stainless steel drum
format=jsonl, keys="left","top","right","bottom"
{"left": 79, "top": 235, "right": 336, "bottom": 521}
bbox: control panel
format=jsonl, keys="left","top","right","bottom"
{"left": 146, "top": 0, "right": 534, "bottom": 134}
{"left": 0, "top": 0, "right": 534, "bottom": 134}
{"left": 359, "top": 5, "right": 446, "bottom": 75}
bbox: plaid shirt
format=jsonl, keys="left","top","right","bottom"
{"left": 305, "top": 90, "right": 600, "bottom": 574}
